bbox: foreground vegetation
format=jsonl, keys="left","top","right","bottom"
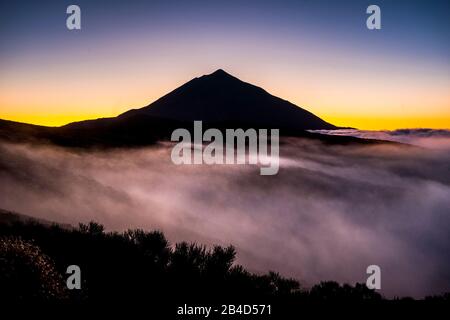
{"left": 0, "top": 219, "right": 448, "bottom": 308}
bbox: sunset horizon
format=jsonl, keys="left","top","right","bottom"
{"left": 1, "top": 67, "right": 449, "bottom": 130}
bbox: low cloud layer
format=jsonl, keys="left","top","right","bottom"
{"left": 311, "top": 128, "right": 450, "bottom": 150}
{"left": 0, "top": 136, "right": 449, "bottom": 298}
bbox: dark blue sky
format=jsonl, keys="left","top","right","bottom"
{"left": 1, "top": 0, "right": 448, "bottom": 60}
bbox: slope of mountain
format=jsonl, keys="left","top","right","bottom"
{"left": 0, "top": 208, "right": 72, "bottom": 229}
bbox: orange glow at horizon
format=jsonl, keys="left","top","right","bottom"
{"left": 2, "top": 107, "right": 449, "bottom": 130}
{"left": 1, "top": 79, "right": 450, "bottom": 129}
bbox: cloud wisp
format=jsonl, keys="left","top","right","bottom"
{"left": 310, "top": 128, "right": 450, "bottom": 150}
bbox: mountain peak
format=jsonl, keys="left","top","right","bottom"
{"left": 206, "top": 69, "right": 235, "bottom": 79}
{"left": 211, "top": 68, "right": 229, "bottom": 75}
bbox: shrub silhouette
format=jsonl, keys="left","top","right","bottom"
{"left": 0, "top": 219, "right": 448, "bottom": 305}
{"left": 309, "top": 281, "right": 382, "bottom": 301}
{"left": 0, "top": 237, "right": 68, "bottom": 301}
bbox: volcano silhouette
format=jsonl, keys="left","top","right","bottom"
{"left": 118, "top": 69, "right": 336, "bottom": 130}
{"left": 0, "top": 69, "right": 352, "bottom": 147}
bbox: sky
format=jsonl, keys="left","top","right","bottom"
{"left": 0, "top": 0, "right": 449, "bottom": 129}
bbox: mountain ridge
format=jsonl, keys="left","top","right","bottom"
{"left": 0, "top": 69, "right": 389, "bottom": 147}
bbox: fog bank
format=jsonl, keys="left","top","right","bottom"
{"left": 0, "top": 137, "right": 449, "bottom": 298}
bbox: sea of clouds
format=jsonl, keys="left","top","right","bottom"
{"left": 310, "top": 128, "right": 450, "bottom": 150}
{"left": 0, "top": 130, "right": 449, "bottom": 298}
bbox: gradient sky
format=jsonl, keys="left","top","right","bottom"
{"left": 0, "top": 0, "right": 449, "bottom": 129}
